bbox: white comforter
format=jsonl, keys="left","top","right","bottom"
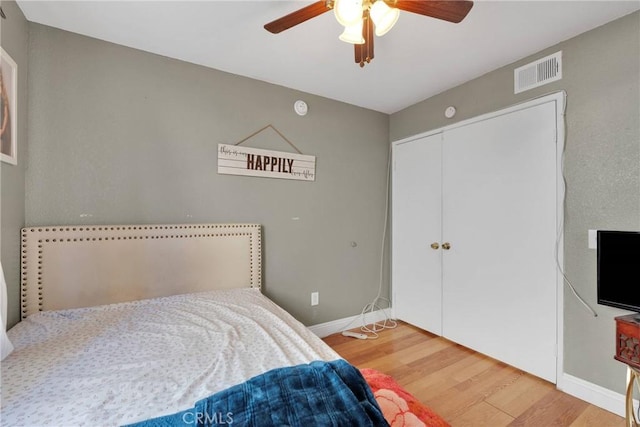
{"left": 1, "top": 288, "right": 339, "bottom": 426}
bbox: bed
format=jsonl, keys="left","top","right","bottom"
{"left": 1, "top": 223, "right": 448, "bottom": 426}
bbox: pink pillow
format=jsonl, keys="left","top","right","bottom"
{"left": 361, "top": 368, "right": 449, "bottom": 427}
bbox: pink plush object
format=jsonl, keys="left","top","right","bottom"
{"left": 360, "top": 368, "right": 450, "bottom": 427}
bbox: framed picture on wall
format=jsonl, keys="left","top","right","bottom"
{"left": 1, "top": 47, "right": 18, "bottom": 165}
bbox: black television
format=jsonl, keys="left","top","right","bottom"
{"left": 597, "top": 230, "right": 640, "bottom": 314}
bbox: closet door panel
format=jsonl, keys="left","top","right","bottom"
{"left": 442, "top": 102, "right": 558, "bottom": 382}
{"left": 392, "top": 134, "right": 443, "bottom": 334}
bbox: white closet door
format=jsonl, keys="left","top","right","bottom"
{"left": 392, "top": 134, "right": 443, "bottom": 334}
{"left": 442, "top": 102, "right": 558, "bottom": 382}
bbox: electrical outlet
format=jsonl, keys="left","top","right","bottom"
{"left": 311, "top": 292, "right": 319, "bottom": 306}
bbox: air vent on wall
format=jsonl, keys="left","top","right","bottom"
{"left": 514, "top": 51, "right": 562, "bottom": 94}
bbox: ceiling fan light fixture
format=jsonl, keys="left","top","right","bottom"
{"left": 334, "top": 0, "right": 363, "bottom": 26}
{"left": 339, "top": 20, "right": 365, "bottom": 44}
{"left": 264, "top": 0, "right": 475, "bottom": 67}
{"left": 370, "top": 0, "right": 399, "bottom": 36}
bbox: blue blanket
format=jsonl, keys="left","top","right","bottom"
{"left": 125, "top": 359, "right": 388, "bottom": 427}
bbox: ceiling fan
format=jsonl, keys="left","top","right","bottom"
{"left": 264, "top": 0, "right": 474, "bottom": 68}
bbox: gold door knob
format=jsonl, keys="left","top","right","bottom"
{"left": 430, "top": 242, "right": 440, "bottom": 250}
{"left": 442, "top": 242, "right": 451, "bottom": 250}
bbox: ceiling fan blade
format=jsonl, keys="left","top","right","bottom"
{"left": 264, "top": 1, "right": 333, "bottom": 34}
{"left": 392, "top": 0, "right": 473, "bottom": 23}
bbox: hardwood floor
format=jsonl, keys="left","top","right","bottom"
{"left": 322, "top": 321, "right": 625, "bottom": 427}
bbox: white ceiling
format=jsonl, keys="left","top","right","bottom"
{"left": 15, "top": 0, "right": 640, "bottom": 113}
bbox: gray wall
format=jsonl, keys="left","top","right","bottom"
{"left": 25, "top": 23, "right": 390, "bottom": 327}
{"left": 390, "top": 12, "right": 640, "bottom": 395}
{"left": 0, "top": 0, "right": 28, "bottom": 328}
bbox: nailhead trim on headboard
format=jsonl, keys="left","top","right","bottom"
{"left": 21, "top": 224, "right": 262, "bottom": 318}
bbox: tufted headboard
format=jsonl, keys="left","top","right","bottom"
{"left": 20, "top": 223, "right": 262, "bottom": 318}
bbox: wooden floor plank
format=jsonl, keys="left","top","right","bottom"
{"left": 322, "top": 321, "right": 625, "bottom": 427}
{"left": 485, "top": 372, "right": 555, "bottom": 418}
{"left": 569, "top": 405, "right": 626, "bottom": 427}
{"left": 450, "top": 401, "right": 515, "bottom": 427}
{"left": 427, "top": 362, "right": 525, "bottom": 421}
{"left": 404, "top": 352, "right": 493, "bottom": 402}
{"left": 509, "top": 389, "right": 589, "bottom": 426}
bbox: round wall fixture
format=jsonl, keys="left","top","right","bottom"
{"left": 445, "top": 106, "right": 456, "bottom": 119}
{"left": 294, "top": 100, "right": 308, "bottom": 116}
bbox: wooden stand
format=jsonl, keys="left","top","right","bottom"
{"left": 615, "top": 314, "right": 640, "bottom": 427}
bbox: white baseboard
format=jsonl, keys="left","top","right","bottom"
{"left": 558, "top": 372, "right": 638, "bottom": 418}
{"left": 308, "top": 309, "right": 391, "bottom": 338}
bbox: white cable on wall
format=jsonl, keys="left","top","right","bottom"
{"left": 358, "top": 142, "right": 397, "bottom": 338}
{"left": 339, "top": 144, "right": 397, "bottom": 339}
{"left": 555, "top": 91, "right": 598, "bottom": 318}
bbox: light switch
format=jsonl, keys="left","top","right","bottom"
{"left": 588, "top": 229, "right": 597, "bottom": 249}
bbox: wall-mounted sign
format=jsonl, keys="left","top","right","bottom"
{"left": 217, "top": 144, "right": 316, "bottom": 181}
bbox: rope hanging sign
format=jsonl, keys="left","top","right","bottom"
{"left": 218, "top": 125, "right": 316, "bottom": 182}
